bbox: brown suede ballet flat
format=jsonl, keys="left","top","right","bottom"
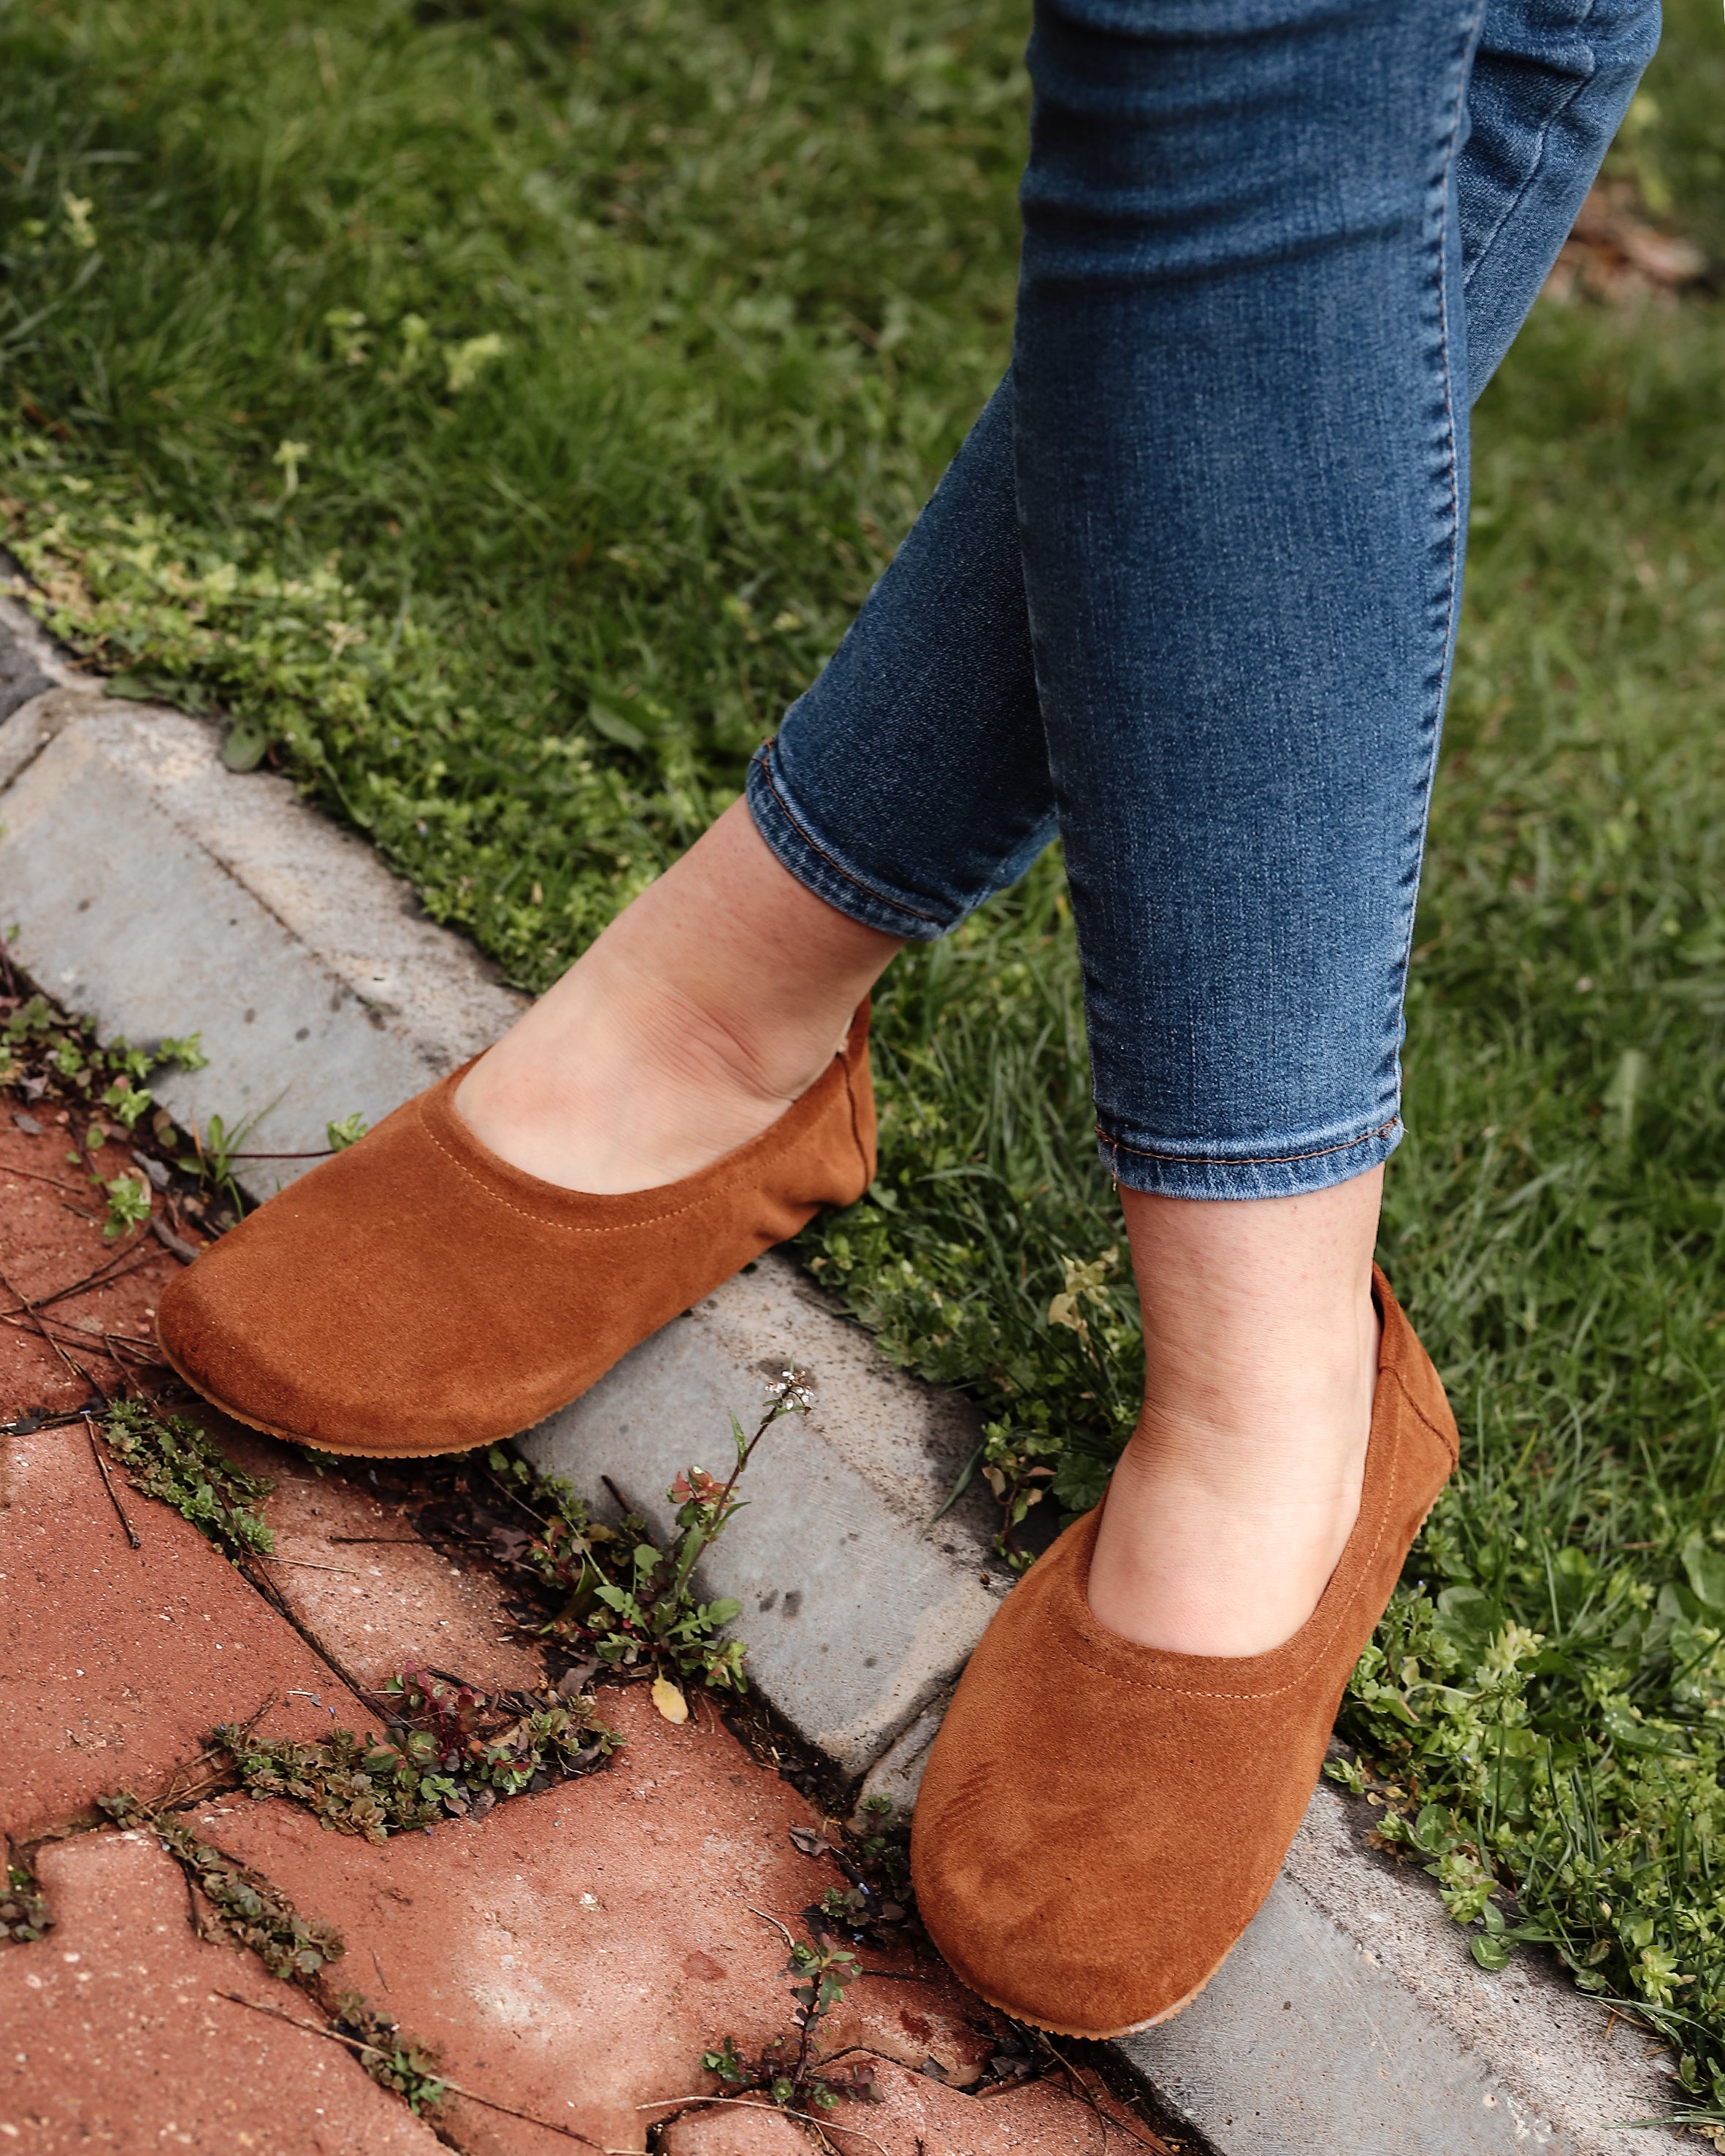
{"left": 910, "top": 1265, "right": 1456, "bottom": 2039}
{"left": 156, "top": 1005, "right": 875, "bottom": 1457}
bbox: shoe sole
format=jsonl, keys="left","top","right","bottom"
{"left": 962, "top": 1938, "right": 1236, "bottom": 2041}
{"left": 153, "top": 1324, "right": 516, "bottom": 1458}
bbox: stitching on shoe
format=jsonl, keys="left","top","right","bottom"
{"left": 1047, "top": 1411, "right": 1404, "bottom": 1703}
{"left": 1388, "top": 1362, "right": 1460, "bottom": 1469}
{"left": 416, "top": 1087, "right": 825, "bottom": 1235}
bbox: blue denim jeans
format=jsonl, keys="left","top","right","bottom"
{"left": 746, "top": 0, "right": 1659, "bottom": 1200}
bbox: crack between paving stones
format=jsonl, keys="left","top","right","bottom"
{"left": 216, "top": 1989, "right": 635, "bottom": 2152}
{"left": 232, "top": 1551, "right": 402, "bottom": 1719}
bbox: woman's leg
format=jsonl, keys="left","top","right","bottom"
{"left": 457, "top": 385, "right": 1049, "bottom": 1192}
{"left": 1011, "top": 0, "right": 1655, "bottom": 1654}
{"left": 455, "top": 799, "right": 900, "bottom": 1192}
{"left": 1025, "top": 0, "right": 1656, "bottom": 1652}
{"left": 1003, "top": 0, "right": 1488, "bottom": 1651}
{"left": 462, "top": 0, "right": 1656, "bottom": 1650}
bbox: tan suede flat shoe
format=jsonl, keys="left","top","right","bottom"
{"left": 156, "top": 1005, "right": 875, "bottom": 1457}
{"left": 909, "top": 1265, "right": 1456, "bottom": 2038}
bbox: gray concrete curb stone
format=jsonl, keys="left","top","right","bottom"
{"left": 0, "top": 684, "right": 522, "bottom": 1181}
{"left": 1114, "top": 1779, "right": 1691, "bottom": 2155}
{"left": 0, "top": 596, "right": 1694, "bottom": 2155}
{"left": 0, "top": 581, "right": 61, "bottom": 723}
{"left": 519, "top": 1251, "right": 1001, "bottom": 1778}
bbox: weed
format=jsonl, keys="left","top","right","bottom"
{"left": 380, "top": 1664, "right": 621, "bottom": 1806}
{"left": 702, "top": 1930, "right": 882, "bottom": 2116}
{"left": 100, "top": 1400, "right": 275, "bottom": 1562}
{"left": 328, "top": 1992, "right": 448, "bottom": 2114}
{"left": 99, "top": 1172, "right": 151, "bottom": 1240}
{"left": 215, "top": 1670, "right": 620, "bottom": 1840}
{"left": 0, "top": 981, "right": 246, "bottom": 1251}
{"left": 478, "top": 1371, "right": 813, "bottom": 1691}
{"left": 1, "top": 1862, "right": 51, "bottom": 1944}
{"left": 175, "top": 1105, "right": 272, "bottom": 1219}
{"left": 1, "top": 991, "right": 206, "bottom": 1207}
{"left": 214, "top": 1725, "right": 446, "bottom": 1841}
{"left": 98, "top": 1795, "right": 343, "bottom": 1981}
{"left": 97, "top": 1794, "right": 448, "bottom": 2114}
{"left": 1334, "top": 1530, "right": 1725, "bottom": 2063}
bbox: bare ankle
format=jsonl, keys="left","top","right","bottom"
{"left": 1085, "top": 1173, "right": 1384, "bottom": 1655}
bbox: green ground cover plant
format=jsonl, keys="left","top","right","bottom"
{"left": 102, "top": 1398, "right": 276, "bottom": 1560}
{"left": 3, "top": 0, "right": 1725, "bottom": 2114}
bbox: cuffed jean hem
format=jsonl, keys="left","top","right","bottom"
{"left": 1099, "top": 1115, "right": 1404, "bottom": 1202}
{"left": 746, "top": 741, "right": 955, "bottom": 944}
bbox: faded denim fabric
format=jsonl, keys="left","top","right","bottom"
{"left": 746, "top": 0, "right": 1659, "bottom": 1199}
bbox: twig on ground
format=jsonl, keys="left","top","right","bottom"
{"left": 225, "top": 1148, "right": 337, "bottom": 1161}
{"left": 213, "top": 1992, "right": 632, "bottom": 2151}
{"left": 635, "top": 2095, "right": 888, "bottom": 2150}
{"left": 85, "top": 1413, "right": 140, "bottom": 1547}
{"left": 150, "top": 1215, "right": 203, "bottom": 1262}
{"left": 9, "top": 1239, "right": 164, "bottom": 1314}
{"left": 0, "top": 1407, "right": 92, "bottom": 1435}
{"left": 600, "top": 1472, "right": 643, "bottom": 1518}
{"left": 1036, "top": 2036, "right": 1172, "bottom": 2152}
{"left": 0, "top": 1312, "right": 159, "bottom": 1376}
{"left": 0, "top": 1162, "right": 96, "bottom": 1198}
{"left": 746, "top": 1903, "right": 797, "bottom": 1949}
{"left": 0, "top": 1259, "right": 106, "bottom": 1401}
{"left": 1038, "top": 2036, "right": 1112, "bottom": 2149}
{"left": 260, "top": 1554, "right": 366, "bottom": 1574}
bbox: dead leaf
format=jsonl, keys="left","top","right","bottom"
{"left": 651, "top": 1674, "right": 688, "bottom": 1724}
{"left": 788, "top": 1825, "right": 830, "bottom": 1859}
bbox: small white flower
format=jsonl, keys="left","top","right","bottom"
{"left": 63, "top": 193, "right": 97, "bottom": 250}
{"left": 765, "top": 1366, "right": 814, "bottom": 1411}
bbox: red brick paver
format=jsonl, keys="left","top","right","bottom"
{"left": 0, "top": 1419, "right": 370, "bottom": 1839}
{"left": 189, "top": 1685, "right": 1131, "bottom": 2155}
{"left": 660, "top": 2066, "right": 1130, "bottom": 2156}
{"left": 213, "top": 1416, "right": 547, "bottom": 1694}
{"left": 1, "top": 1116, "right": 1155, "bottom": 2156}
{"left": 659, "top": 2106, "right": 807, "bottom": 2153}
{"left": 1, "top": 1827, "right": 442, "bottom": 2153}
{"left": 0, "top": 1113, "right": 181, "bottom": 1418}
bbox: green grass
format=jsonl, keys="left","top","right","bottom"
{"left": 5, "top": 0, "right": 1725, "bottom": 2114}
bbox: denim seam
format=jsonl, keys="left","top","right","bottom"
{"left": 1380, "top": 0, "right": 1484, "bottom": 1104}
{"left": 1460, "top": 0, "right": 1600, "bottom": 294}
{"left": 756, "top": 740, "right": 946, "bottom": 929}
{"left": 1096, "top": 1116, "right": 1401, "bottom": 1171}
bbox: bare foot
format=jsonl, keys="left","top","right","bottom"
{"left": 454, "top": 800, "right": 901, "bottom": 1194}
{"left": 1087, "top": 1173, "right": 1383, "bottom": 1657}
